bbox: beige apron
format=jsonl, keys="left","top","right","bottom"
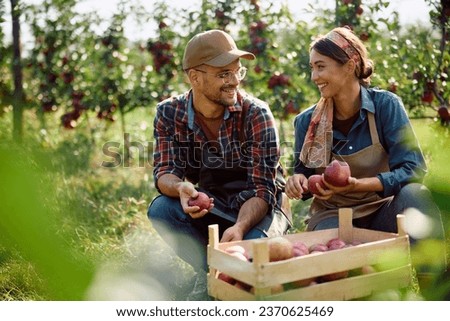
{"left": 307, "top": 112, "right": 393, "bottom": 230}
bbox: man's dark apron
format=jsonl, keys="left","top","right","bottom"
{"left": 307, "top": 112, "right": 392, "bottom": 230}
{"left": 183, "top": 130, "right": 291, "bottom": 238}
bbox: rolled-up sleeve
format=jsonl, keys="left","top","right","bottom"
{"left": 152, "top": 101, "right": 186, "bottom": 186}
{"left": 376, "top": 94, "right": 427, "bottom": 197}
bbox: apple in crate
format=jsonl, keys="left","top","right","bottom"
{"left": 268, "top": 237, "right": 294, "bottom": 262}
{"left": 225, "top": 245, "right": 249, "bottom": 259}
{"left": 217, "top": 272, "right": 236, "bottom": 285}
{"left": 326, "top": 238, "right": 347, "bottom": 250}
{"left": 292, "top": 241, "right": 309, "bottom": 257}
{"left": 309, "top": 243, "right": 328, "bottom": 254}
{"left": 320, "top": 238, "right": 349, "bottom": 282}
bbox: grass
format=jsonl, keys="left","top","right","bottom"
{"left": 0, "top": 108, "right": 449, "bottom": 301}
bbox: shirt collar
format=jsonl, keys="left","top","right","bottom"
{"left": 187, "top": 90, "right": 241, "bottom": 130}
{"left": 360, "top": 86, "right": 375, "bottom": 114}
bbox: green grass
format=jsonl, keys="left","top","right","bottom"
{"left": 0, "top": 109, "right": 449, "bottom": 301}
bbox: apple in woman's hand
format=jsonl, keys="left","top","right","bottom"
{"left": 324, "top": 160, "right": 351, "bottom": 187}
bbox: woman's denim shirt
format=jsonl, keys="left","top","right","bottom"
{"left": 293, "top": 86, "right": 427, "bottom": 198}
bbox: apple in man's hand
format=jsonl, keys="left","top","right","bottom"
{"left": 188, "top": 192, "right": 212, "bottom": 211}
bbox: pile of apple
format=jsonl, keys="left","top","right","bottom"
{"left": 216, "top": 236, "right": 376, "bottom": 293}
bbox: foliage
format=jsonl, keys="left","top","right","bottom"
{"left": 4, "top": 0, "right": 447, "bottom": 133}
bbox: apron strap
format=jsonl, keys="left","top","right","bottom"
{"left": 239, "top": 100, "right": 249, "bottom": 143}
{"left": 367, "top": 112, "right": 380, "bottom": 145}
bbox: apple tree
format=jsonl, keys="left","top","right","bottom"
{"left": 0, "top": 0, "right": 11, "bottom": 118}
{"left": 25, "top": 0, "right": 99, "bottom": 130}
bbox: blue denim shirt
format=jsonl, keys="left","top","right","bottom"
{"left": 293, "top": 86, "right": 427, "bottom": 198}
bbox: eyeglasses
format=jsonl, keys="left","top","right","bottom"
{"left": 194, "top": 66, "right": 247, "bottom": 83}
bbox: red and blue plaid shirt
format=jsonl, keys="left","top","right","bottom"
{"left": 152, "top": 90, "right": 282, "bottom": 208}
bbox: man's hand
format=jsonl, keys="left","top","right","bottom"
{"left": 220, "top": 224, "right": 245, "bottom": 242}
{"left": 177, "top": 182, "right": 213, "bottom": 219}
{"left": 220, "top": 197, "right": 268, "bottom": 242}
{"left": 285, "top": 173, "right": 308, "bottom": 200}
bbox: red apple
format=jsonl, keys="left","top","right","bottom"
{"left": 225, "top": 245, "right": 249, "bottom": 260}
{"left": 225, "top": 245, "right": 246, "bottom": 254}
{"left": 323, "top": 160, "right": 351, "bottom": 187}
{"left": 188, "top": 192, "right": 212, "bottom": 211}
{"left": 291, "top": 277, "right": 316, "bottom": 288}
{"left": 268, "top": 237, "right": 294, "bottom": 262}
{"left": 326, "top": 238, "right": 347, "bottom": 251}
{"left": 228, "top": 251, "right": 249, "bottom": 262}
{"left": 217, "top": 272, "right": 236, "bottom": 285}
{"left": 438, "top": 106, "right": 449, "bottom": 123}
{"left": 356, "top": 6, "right": 364, "bottom": 15}
{"left": 320, "top": 270, "right": 349, "bottom": 282}
{"left": 359, "top": 31, "right": 369, "bottom": 42}
{"left": 235, "top": 281, "right": 251, "bottom": 291}
{"left": 308, "top": 174, "right": 327, "bottom": 195}
{"left": 309, "top": 243, "right": 328, "bottom": 253}
{"left": 421, "top": 90, "right": 434, "bottom": 103}
{"left": 292, "top": 241, "right": 309, "bottom": 257}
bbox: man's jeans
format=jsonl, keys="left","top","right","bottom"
{"left": 147, "top": 195, "right": 266, "bottom": 271}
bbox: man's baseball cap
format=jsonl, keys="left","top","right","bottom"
{"left": 182, "top": 29, "right": 255, "bottom": 70}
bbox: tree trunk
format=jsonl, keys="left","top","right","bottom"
{"left": 11, "top": 0, "right": 24, "bottom": 143}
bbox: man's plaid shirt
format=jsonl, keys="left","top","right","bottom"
{"left": 152, "top": 90, "right": 282, "bottom": 209}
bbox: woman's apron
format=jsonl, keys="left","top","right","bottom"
{"left": 307, "top": 112, "right": 392, "bottom": 230}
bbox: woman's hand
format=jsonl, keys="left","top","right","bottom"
{"left": 314, "top": 176, "right": 357, "bottom": 200}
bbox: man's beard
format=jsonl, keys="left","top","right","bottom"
{"left": 210, "top": 86, "right": 237, "bottom": 107}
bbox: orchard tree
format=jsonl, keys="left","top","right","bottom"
{"left": 25, "top": 0, "right": 98, "bottom": 130}
{"left": 366, "top": 1, "right": 448, "bottom": 124}
{"left": 10, "top": 0, "right": 25, "bottom": 142}
{"left": 0, "top": 0, "right": 9, "bottom": 118}
{"left": 144, "top": 1, "right": 185, "bottom": 102}
{"left": 427, "top": 0, "right": 449, "bottom": 125}
{"left": 239, "top": 0, "right": 303, "bottom": 124}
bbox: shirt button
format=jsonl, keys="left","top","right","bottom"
{"left": 349, "top": 146, "right": 353, "bottom": 150}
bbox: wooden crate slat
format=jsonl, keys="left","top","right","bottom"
{"left": 209, "top": 265, "right": 411, "bottom": 301}
{"left": 250, "top": 236, "right": 409, "bottom": 287}
{"left": 208, "top": 274, "right": 254, "bottom": 301}
{"left": 264, "top": 266, "right": 411, "bottom": 301}
{"left": 208, "top": 246, "right": 256, "bottom": 285}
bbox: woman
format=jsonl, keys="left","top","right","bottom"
{"left": 286, "top": 27, "right": 446, "bottom": 272}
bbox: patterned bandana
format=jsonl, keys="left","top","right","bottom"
{"left": 326, "top": 30, "right": 360, "bottom": 64}
{"left": 299, "top": 97, "right": 333, "bottom": 168}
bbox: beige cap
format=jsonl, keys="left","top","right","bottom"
{"left": 182, "top": 29, "right": 255, "bottom": 70}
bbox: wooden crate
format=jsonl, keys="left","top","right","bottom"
{"left": 207, "top": 208, "right": 412, "bottom": 301}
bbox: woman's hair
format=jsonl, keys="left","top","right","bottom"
{"left": 310, "top": 27, "right": 373, "bottom": 87}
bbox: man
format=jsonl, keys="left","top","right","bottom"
{"left": 147, "top": 29, "right": 291, "bottom": 300}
